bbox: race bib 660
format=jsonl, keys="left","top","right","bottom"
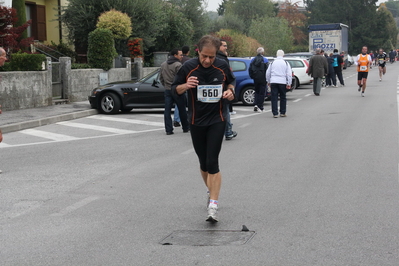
{"left": 197, "top": 85, "right": 223, "bottom": 103}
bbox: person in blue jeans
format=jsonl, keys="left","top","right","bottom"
{"left": 160, "top": 48, "right": 189, "bottom": 134}
{"left": 266, "top": 50, "right": 292, "bottom": 118}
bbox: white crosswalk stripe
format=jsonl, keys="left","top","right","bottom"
{"left": 20, "top": 128, "right": 79, "bottom": 141}
{"left": 87, "top": 115, "right": 164, "bottom": 126}
{"left": 57, "top": 121, "right": 137, "bottom": 134}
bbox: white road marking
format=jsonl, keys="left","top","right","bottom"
{"left": 239, "top": 123, "right": 251, "bottom": 128}
{"left": 20, "top": 129, "right": 79, "bottom": 141}
{"left": 2, "top": 201, "right": 42, "bottom": 219}
{"left": 86, "top": 115, "right": 164, "bottom": 127}
{"left": 293, "top": 99, "right": 302, "bottom": 103}
{"left": 50, "top": 196, "right": 99, "bottom": 217}
{"left": 305, "top": 94, "right": 312, "bottom": 97}
{"left": 57, "top": 121, "right": 136, "bottom": 134}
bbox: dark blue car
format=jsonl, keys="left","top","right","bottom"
{"left": 229, "top": 57, "right": 296, "bottom": 105}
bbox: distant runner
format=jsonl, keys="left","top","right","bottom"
{"left": 355, "top": 46, "right": 373, "bottom": 97}
{"left": 376, "top": 49, "right": 387, "bottom": 82}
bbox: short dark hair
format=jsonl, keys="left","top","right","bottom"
{"left": 182, "top": 45, "right": 190, "bottom": 54}
{"left": 170, "top": 48, "right": 180, "bottom": 56}
{"left": 333, "top": 49, "right": 338, "bottom": 53}
{"left": 197, "top": 35, "right": 220, "bottom": 52}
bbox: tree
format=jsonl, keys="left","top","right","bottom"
{"left": 217, "top": 0, "right": 228, "bottom": 16}
{"left": 60, "top": 0, "right": 165, "bottom": 54}
{"left": 210, "top": 13, "right": 246, "bottom": 34}
{"left": 375, "top": 4, "right": 398, "bottom": 51}
{"left": 215, "top": 29, "right": 261, "bottom": 57}
{"left": 278, "top": 1, "right": 308, "bottom": 46}
{"left": 167, "top": 0, "right": 209, "bottom": 43}
{"left": 304, "top": 0, "right": 384, "bottom": 53}
{"left": 248, "top": 16, "right": 294, "bottom": 55}
{"left": 154, "top": 2, "right": 193, "bottom": 52}
{"left": 0, "top": 5, "right": 32, "bottom": 54}
{"left": 96, "top": 9, "right": 132, "bottom": 40}
{"left": 225, "top": 0, "right": 276, "bottom": 33}
{"left": 12, "top": 0, "right": 28, "bottom": 39}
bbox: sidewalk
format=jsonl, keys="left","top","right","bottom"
{"left": 0, "top": 101, "right": 98, "bottom": 133}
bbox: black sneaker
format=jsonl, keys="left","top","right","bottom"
{"left": 225, "top": 131, "right": 237, "bottom": 140}
{"left": 173, "top": 121, "right": 181, "bottom": 127}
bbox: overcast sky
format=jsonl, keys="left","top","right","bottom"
{"left": 205, "top": 0, "right": 387, "bottom": 12}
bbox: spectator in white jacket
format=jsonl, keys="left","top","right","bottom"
{"left": 266, "top": 50, "right": 292, "bottom": 118}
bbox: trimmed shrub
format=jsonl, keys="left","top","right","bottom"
{"left": 71, "top": 63, "right": 92, "bottom": 69}
{"left": 0, "top": 62, "right": 12, "bottom": 71}
{"left": 9, "top": 52, "right": 46, "bottom": 71}
{"left": 87, "top": 28, "right": 117, "bottom": 70}
{"left": 96, "top": 9, "right": 132, "bottom": 40}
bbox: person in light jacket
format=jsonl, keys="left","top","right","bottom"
{"left": 266, "top": 50, "right": 292, "bottom": 118}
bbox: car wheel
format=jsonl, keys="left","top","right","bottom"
{"left": 99, "top": 93, "right": 121, "bottom": 114}
{"left": 295, "top": 77, "right": 300, "bottom": 89}
{"left": 240, "top": 86, "right": 255, "bottom": 106}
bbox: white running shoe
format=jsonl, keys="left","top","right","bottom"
{"left": 206, "top": 205, "right": 218, "bottom": 222}
{"left": 361, "top": 92, "right": 364, "bottom": 97}
{"left": 254, "top": 105, "right": 258, "bottom": 112}
{"left": 379, "top": 78, "right": 382, "bottom": 82}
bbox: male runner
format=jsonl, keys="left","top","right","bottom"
{"left": 355, "top": 46, "right": 373, "bottom": 97}
{"left": 376, "top": 49, "right": 387, "bottom": 81}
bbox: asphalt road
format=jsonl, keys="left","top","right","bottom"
{"left": 1, "top": 63, "right": 399, "bottom": 265}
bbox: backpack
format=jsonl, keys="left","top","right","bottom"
{"left": 249, "top": 56, "right": 268, "bottom": 83}
{"left": 332, "top": 56, "right": 338, "bottom": 67}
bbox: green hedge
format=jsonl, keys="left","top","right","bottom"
{"left": 9, "top": 52, "right": 46, "bottom": 71}
{"left": 0, "top": 62, "right": 12, "bottom": 72}
{"left": 71, "top": 63, "right": 93, "bottom": 69}
{"left": 87, "top": 28, "right": 117, "bottom": 71}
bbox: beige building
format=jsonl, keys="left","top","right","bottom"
{"left": 24, "top": 0, "right": 69, "bottom": 44}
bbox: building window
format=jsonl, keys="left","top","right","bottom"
{"left": 25, "top": 2, "right": 46, "bottom": 41}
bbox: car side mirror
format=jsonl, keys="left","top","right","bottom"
{"left": 152, "top": 79, "right": 159, "bottom": 87}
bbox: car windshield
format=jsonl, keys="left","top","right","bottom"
{"left": 138, "top": 69, "right": 159, "bottom": 83}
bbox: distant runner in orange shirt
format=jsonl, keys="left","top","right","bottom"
{"left": 355, "top": 46, "right": 373, "bottom": 97}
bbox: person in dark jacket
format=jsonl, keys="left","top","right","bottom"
{"left": 326, "top": 53, "right": 336, "bottom": 87}
{"left": 216, "top": 40, "right": 237, "bottom": 141}
{"left": 249, "top": 47, "right": 269, "bottom": 112}
{"left": 159, "top": 48, "right": 189, "bottom": 135}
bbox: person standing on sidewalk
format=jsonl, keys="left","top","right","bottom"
{"left": 308, "top": 48, "right": 328, "bottom": 96}
{"left": 160, "top": 48, "right": 189, "bottom": 135}
{"left": 0, "top": 47, "right": 6, "bottom": 174}
{"left": 266, "top": 49, "right": 292, "bottom": 118}
{"left": 216, "top": 40, "right": 237, "bottom": 140}
{"left": 172, "top": 35, "right": 236, "bottom": 222}
{"left": 355, "top": 46, "right": 373, "bottom": 97}
{"left": 249, "top": 47, "right": 268, "bottom": 113}
{"left": 172, "top": 45, "right": 192, "bottom": 127}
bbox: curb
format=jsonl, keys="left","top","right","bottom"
{"left": 1, "top": 109, "right": 98, "bottom": 134}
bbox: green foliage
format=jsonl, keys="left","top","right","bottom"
{"left": 50, "top": 40, "right": 78, "bottom": 60}
{"left": 225, "top": 0, "right": 275, "bottom": 33}
{"left": 215, "top": 29, "right": 261, "bottom": 57}
{"left": 12, "top": 0, "right": 28, "bottom": 39}
{"left": 376, "top": 5, "right": 398, "bottom": 51}
{"left": 71, "top": 63, "right": 92, "bottom": 69}
{"left": 96, "top": 9, "right": 132, "bottom": 40}
{"left": 87, "top": 28, "right": 117, "bottom": 70}
{"left": 167, "top": 0, "right": 210, "bottom": 43}
{"left": 304, "top": 0, "right": 398, "bottom": 53}
{"left": 9, "top": 52, "right": 46, "bottom": 71}
{"left": 154, "top": 3, "right": 193, "bottom": 51}
{"left": 210, "top": 13, "right": 246, "bottom": 33}
{"left": 385, "top": 1, "right": 399, "bottom": 17}
{"left": 248, "top": 16, "right": 294, "bottom": 56}
{"left": 0, "top": 62, "right": 12, "bottom": 72}
{"left": 60, "top": 0, "right": 165, "bottom": 53}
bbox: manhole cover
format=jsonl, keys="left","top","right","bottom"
{"left": 160, "top": 230, "right": 256, "bottom": 246}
